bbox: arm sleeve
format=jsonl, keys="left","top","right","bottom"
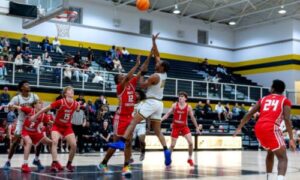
{"left": 50, "top": 99, "right": 62, "bottom": 109}
{"left": 20, "top": 107, "right": 32, "bottom": 114}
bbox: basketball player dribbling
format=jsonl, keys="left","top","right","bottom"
{"left": 234, "top": 80, "right": 296, "bottom": 180}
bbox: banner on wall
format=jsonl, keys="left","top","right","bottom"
{"left": 145, "top": 136, "right": 195, "bottom": 150}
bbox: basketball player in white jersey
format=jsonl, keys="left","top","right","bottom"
{"left": 3, "top": 80, "right": 43, "bottom": 170}
{"left": 108, "top": 33, "right": 172, "bottom": 166}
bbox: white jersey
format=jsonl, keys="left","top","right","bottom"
{"left": 9, "top": 93, "right": 39, "bottom": 134}
{"left": 146, "top": 73, "right": 167, "bottom": 100}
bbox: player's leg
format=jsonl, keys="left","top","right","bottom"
{"left": 170, "top": 137, "right": 178, "bottom": 152}
{"left": 33, "top": 143, "right": 44, "bottom": 170}
{"left": 273, "top": 146, "right": 288, "bottom": 179}
{"left": 3, "top": 135, "right": 21, "bottom": 169}
{"left": 138, "top": 134, "right": 146, "bottom": 161}
{"left": 98, "top": 135, "right": 118, "bottom": 173}
{"left": 266, "top": 150, "right": 275, "bottom": 180}
{"left": 183, "top": 133, "right": 194, "bottom": 167}
{"left": 151, "top": 120, "right": 171, "bottom": 166}
{"left": 64, "top": 133, "right": 77, "bottom": 172}
{"left": 50, "top": 130, "right": 64, "bottom": 172}
{"left": 122, "top": 136, "right": 133, "bottom": 177}
{"left": 21, "top": 136, "right": 32, "bottom": 173}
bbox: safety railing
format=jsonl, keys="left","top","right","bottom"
{"left": 0, "top": 61, "right": 278, "bottom": 103}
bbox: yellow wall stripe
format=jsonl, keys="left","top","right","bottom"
{"left": 235, "top": 64, "right": 300, "bottom": 75}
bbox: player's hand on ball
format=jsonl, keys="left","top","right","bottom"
{"left": 289, "top": 139, "right": 297, "bottom": 152}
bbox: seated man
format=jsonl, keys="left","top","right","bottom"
{"left": 41, "top": 36, "right": 52, "bottom": 52}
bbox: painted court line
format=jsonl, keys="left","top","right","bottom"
{"left": 11, "top": 168, "right": 72, "bottom": 180}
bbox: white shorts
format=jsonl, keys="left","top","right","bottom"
{"left": 133, "top": 123, "right": 146, "bottom": 139}
{"left": 14, "top": 120, "right": 24, "bottom": 136}
{"left": 138, "top": 99, "right": 164, "bottom": 121}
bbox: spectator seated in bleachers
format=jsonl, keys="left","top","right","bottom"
{"left": 0, "top": 87, "right": 10, "bottom": 105}
{"left": 1, "top": 36, "right": 11, "bottom": 51}
{"left": 40, "top": 36, "right": 52, "bottom": 52}
{"left": 224, "top": 103, "right": 232, "bottom": 120}
{"left": 92, "top": 72, "right": 104, "bottom": 84}
{"left": 42, "top": 52, "right": 53, "bottom": 71}
{"left": 203, "top": 100, "right": 213, "bottom": 119}
{"left": 1, "top": 47, "right": 12, "bottom": 62}
{"left": 194, "top": 101, "right": 205, "bottom": 120}
{"left": 14, "top": 54, "right": 23, "bottom": 72}
{"left": 0, "top": 56, "right": 7, "bottom": 79}
{"left": 52, "top": 36, "right": 63, "bottom": 54}
{"left": 63, "top": 66, "right": 72, "bottom": 82}
{"left": 20, "top": 33, "right": 30, "bottom": 50}
{"left": 22, "top": 47, "right": 32, "bottom": 62}
{"left": 216, "top": 64, "right": 228, "bottom": 75}
{"left": 121, "top": 47, "right": 132, "bottom": 62}
{"left": 32, "top": 55, "right": 42, "bottom": 74}
{"left": 232, "top": 103, "right": 241, "bottom": 120}
{"left": 215, "top": 102, "right": 226, "bottom": 121}
{"left": 14, "top": 46, "right": 22, "bottom": 59}
{"left": 112, "top": 57, "right": 124, "bottom": 72}
{"left": 73, "top": 65, "right": 89, "bottom": 82}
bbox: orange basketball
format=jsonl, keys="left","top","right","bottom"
{"left": 136, "top": 0, "right": 150, "bottom": 11}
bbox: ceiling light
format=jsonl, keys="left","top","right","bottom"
{"left": 229, "top": 21, "right": 236, "bottom": 26}
{"left": 278, "top": 9, "right": 287, "bottom": 14}
{"left": 173, "top": 4, "right": 181, "bottom": 14}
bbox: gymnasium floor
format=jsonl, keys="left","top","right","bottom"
{"left": 0, "top": 150, "right": 299, "bottom": 180}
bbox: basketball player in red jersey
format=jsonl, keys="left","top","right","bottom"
{"left": 31, "top": 86, "right": 80, "bottom": 172}
{"left": 10, "top": 100, "right": 53, "bottom": 173}
{"left": 98, "top": 51, "right": 152, "bottom": 177}
{"left": 162, "top": 91, "right": 201, "bottom": 167}
{"left": 234, "top": 80, "right": 296, "bottom": 180}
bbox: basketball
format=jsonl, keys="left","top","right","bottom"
{"left": 136, "top": 0, "right": 150, "bottom": 11}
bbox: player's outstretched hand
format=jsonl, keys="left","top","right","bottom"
{"left": 196, "top": 128, "right": 201, "bottom": 135}
{"left": 152, "top": 33, "right": 160, "bottom": 42}
{"left": 289, "top": 139, "right": 297, "bottom": 152}
{"left": 233, "top": 128, "right": 241, "bottom": 137}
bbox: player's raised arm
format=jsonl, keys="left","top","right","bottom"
{"left": 136, "top": 49, "right": 153, "bottom": 78}
{"left": 234, "top": 103, "right": 260, "bottom": 136}
{"left": 119, "top": 57, "right": 141, "bottom": 90}
{"left": 283, "top": 104, "right": 296, "bottom": 151}
{"left": 161, "top": 103, "right": 176, "bottom": 121}
{"left": 188, "top": 105, "right": 201, "bottom": 134}
{"left": 152, "top": 33, "right": 160, "bottom": 64}
{"left": 139, "top": 73, "right": 160, "bottom": 89}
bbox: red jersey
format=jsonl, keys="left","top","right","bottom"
{"left": 21, "top": 107, "right": 49, "bottom": 133}
{"left": 0, "top": 127, "right": 6, "bottom": 141}
{"left": 116, "top": 77, "right": 138, "bottom": 116}
{"left": 173, "top": 103, "right": 189, "bottom": 127}
{"left": 50, "top": 98, "right": 79, "bottom": 127}
{"left": 257, "top": 94, "right": 291, "bottom": 126}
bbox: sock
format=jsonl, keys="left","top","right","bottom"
{"left": 163, "top": 146, "right": 168, "bottom": 151}
{"left": 34, "top": 156, "right": 39, "bottom": 161}
{"left": 101, "top": 159, "right": 108, "bottom": 165}
{"left": 124, "top": 162, "right": 129, "bottom": 167}
{"left": 120, "top": 137, "right": 126, "bottom": 142}
{"left": 23, "top": 160, "right": 28, "bottom": 164}
{"left": 277, "top": 175, "right": 285, "bottom": 180}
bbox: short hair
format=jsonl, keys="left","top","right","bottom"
{"left": 178, "top": 91, "right": 188, "bottom": 99}
{"left": 136, "top": 89, "right": 146, "bottom": 101}
{"left": 271, "top": 79, "right": 285, "bottom": 94}
{"left": 18, "top": 80, "right": 29, "bottom": 91}
{"left": 161, "top": 60, "right": 170, "bottom": 73}
{"left": 114, "top": 74, "right": 120, "bottom": 85}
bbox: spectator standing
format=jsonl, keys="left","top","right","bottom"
{"left": 76, "top": 94, "right": 86, "bottom": 105}
{"left": 0, "top": 87, "right": 10, "bottom": 105}
{"left": 71, "top": 109, "right": 87, "bottom": 154}
{"left": 20, "top": 34, "right": 30, "bottom": 50}
{"left": 109, "top": 45, "right": 116, "bottom": 59}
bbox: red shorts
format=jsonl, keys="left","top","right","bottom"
{"left": 113, "top": 114, "right": 132, "bottom": 136}
{"left": 255, "top": 123, "right": 285, "bottom": 151}
{"left": 171, "top": 125, "right": 191, "bottom": 138}
{"left": 22, "top": 130, "right": 45, "bottom": 145}
{"left": 51, "top": 124, "right": 74, "bottom": 138}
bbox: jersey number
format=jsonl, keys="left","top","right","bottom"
{"left": 263, "top": 100, "right": 279, "bottom": 111}
{"left": 64, "top": 114, "right": 70, "bottom": 120}
{"left": 128, "top": 95, "right": 134, "bottom": 103}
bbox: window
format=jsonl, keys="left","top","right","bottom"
{"left": 140, "top": 19, "right": 152, "bottom": 35}
{"left": 197, "top": 30, "right": 208, "bottom": 44}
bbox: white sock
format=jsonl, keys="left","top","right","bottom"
{"left": 24, "top": 160, "right": 28, "bottom": 164}
{"left": 35, "top": 156, "right": 39, "bottom": 161}
{"left": 277, "top": 175, "right": 285, "bottom": 180}
{"left": 267, "top": 173, "right": 272, "bottom": 180}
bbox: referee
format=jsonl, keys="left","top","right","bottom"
{"left": 71, "top": 109, "right": 87, "bottom": 154}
